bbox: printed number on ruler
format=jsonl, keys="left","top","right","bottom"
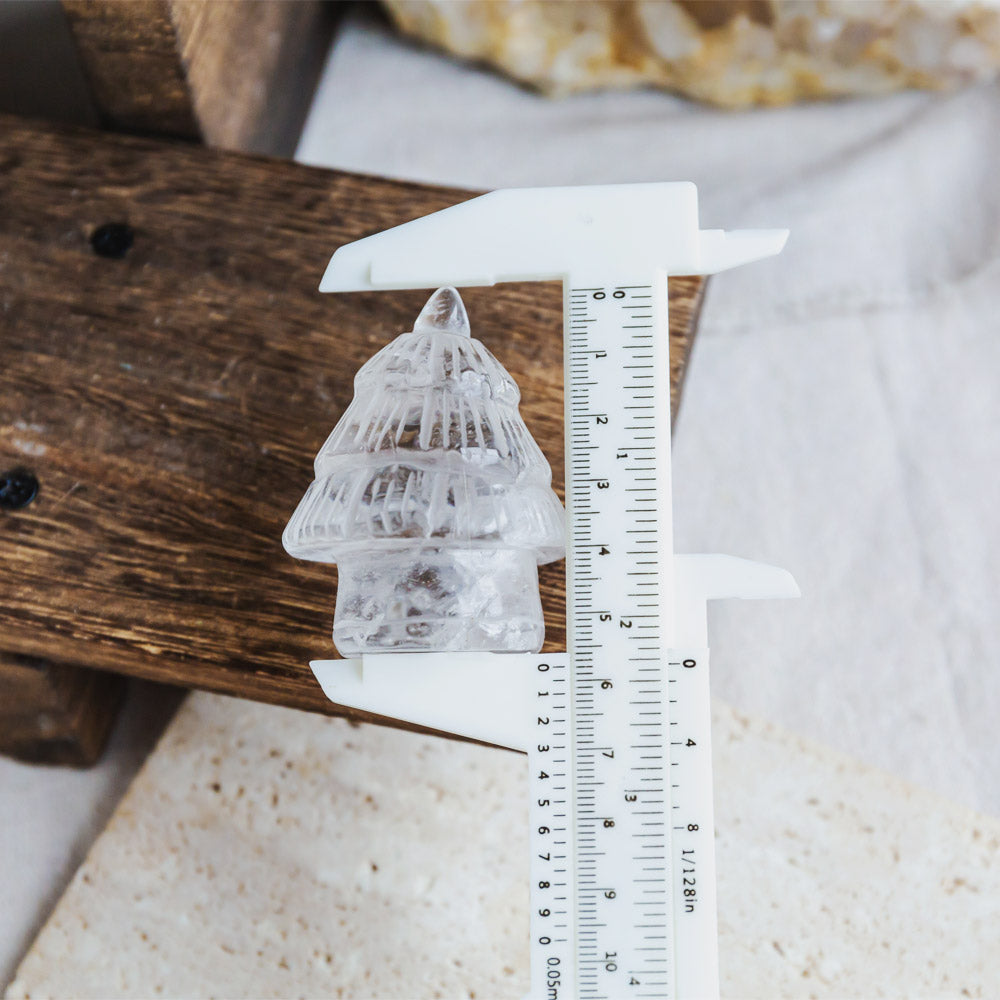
{"left": 528, "top": 280, "right": 720, "bottom": 1000}
{"left": 531, "top": 657, "right": 575, "bottom": 1000}
{"left": 567, "top": 279, "right": 680, "bottom": 998}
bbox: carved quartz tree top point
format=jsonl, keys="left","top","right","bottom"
{"left": 283, "top": 287, "right": 565, "bottom": 656}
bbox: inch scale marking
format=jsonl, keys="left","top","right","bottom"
{"left": 568, "top": 278, "right": 676, "bottom": 997}
{"left": 531, "top": 274, "right": 718, "bottom": 1000}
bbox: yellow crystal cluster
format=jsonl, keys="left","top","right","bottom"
{"left": 383, "top": 0, "right": 1000, "bottom": 107}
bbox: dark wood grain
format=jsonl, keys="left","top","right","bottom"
{"left": 62, "top": 0, "right": 337, "bottom": 154}
{"left": 0, "top": 652, "right": 126, "bottom": 766}
{"left": 18, "top": 0, "right": 337, "bottom": 763}
{"left": 61, "top": 0, "right": 200, "bottom": 139}
{"left": 0, "top": 115, "right": 705, "bottom": 727}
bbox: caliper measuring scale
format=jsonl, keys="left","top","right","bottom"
{"left": 305, "top": 182, "right": 799, "bottom": 1000}
{"left": 561, "top": 273, "right": 685, "bottom": 998}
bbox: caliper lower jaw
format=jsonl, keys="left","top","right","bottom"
{"left": 309, "top": 554, "right": 799, "bottom": 751}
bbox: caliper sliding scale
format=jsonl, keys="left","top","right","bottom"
{"left": 309, "top": 183, "right": 798, "bottom": 1000}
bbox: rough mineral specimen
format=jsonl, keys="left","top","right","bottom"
{"left": 382, "top": 0, "right": 1000, "bottom": 107}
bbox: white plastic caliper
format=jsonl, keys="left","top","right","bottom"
{"left": 310, "top": 183, "right": 798, "bottom": 1000}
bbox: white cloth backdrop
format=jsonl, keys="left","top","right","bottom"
{"left": 297, "top": 9, "right": 1000, "bottom": 814}
{"left": 4, "top": 7, "right": 998, "bottom": 990}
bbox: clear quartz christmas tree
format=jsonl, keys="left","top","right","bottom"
{"left": 283, "top": 287, "right": 565, "bottom": 656}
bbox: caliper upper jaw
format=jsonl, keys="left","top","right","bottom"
{"left": 318, "top": 184, "right": 787, "bottom": 293}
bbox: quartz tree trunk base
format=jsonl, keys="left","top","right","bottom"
{"left": 0, "top": 115, "right": 705, "bottom": 753}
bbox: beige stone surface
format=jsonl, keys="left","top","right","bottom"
{"left": 7, "top": 690, "right": 999, "bottom": 999}
{"left": 382, "top": 0, "right": 1000, "bottom": 107}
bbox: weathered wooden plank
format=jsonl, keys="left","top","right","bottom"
{"left": 61, "top": 0, "right": 337, "bottom": 153}
{"left": 61, "top": 0, "right": 200, "bottom": 139}
{"left": 0, "top": 652, "right": 126, "bottom": 766}
{"left": 12, "top": 0, "right": 338, "bottom": 762}
{"left": 0, "top": 115, "right": 704, "bottom": 726}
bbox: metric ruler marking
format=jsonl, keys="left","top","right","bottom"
{"left": 530, "top": 647, "right": 716, "bottom": 1000}
{"left": 566, "top": 279, "right": 672, "bottom": 998}
{"left": 573, "top": 276, "right": 676, "bottom": 999}
{"left": 529, "top": 273, "right": 720, "bottom": 1000}
{"left": 530, "top": 657, "right": 576, "bottom": 999}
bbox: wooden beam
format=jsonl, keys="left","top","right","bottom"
{"left": 60, "top": 0, "right": 200, "bottom": 139}
{"left": 0, "top": 652, "right": 126, "bottom": 766}
{"left": 0, "top": 115, "right": 705, "bottom": 728}
{"left": 61, "top": 0, "right": 338, "bottom": 153}
{"left": 15, "top": 0, "right": 338, "bottom": 762}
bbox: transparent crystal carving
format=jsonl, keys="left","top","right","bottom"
{"left": 283, "top": 287, "right": 565, "bottom": 656}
